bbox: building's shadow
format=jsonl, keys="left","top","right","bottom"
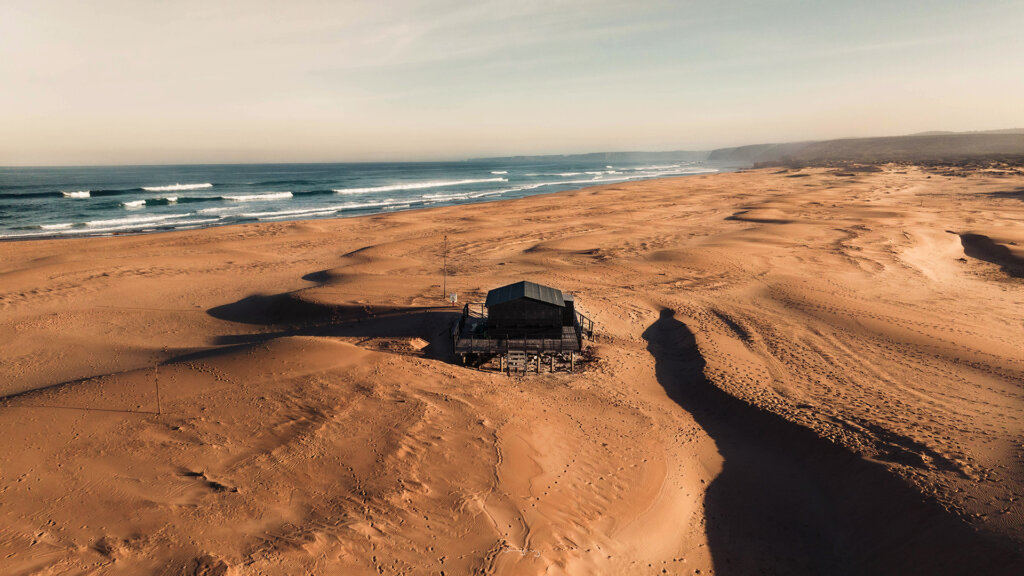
{"left": 206, "top": 291, "right": 460, "bottom": 360}
{"left": 642, "top": 308, "right": 1022, "bottom": 576}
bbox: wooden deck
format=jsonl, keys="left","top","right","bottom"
{"left": 451, "top": 303, "right": 593, "bottom": 356}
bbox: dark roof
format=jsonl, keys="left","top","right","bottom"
{"left": 485, "top": 281, "right": 565, "bottom": 308}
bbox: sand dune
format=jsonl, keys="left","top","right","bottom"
{"left": 2, "top": 165, "right": 1023, "bottom": 574}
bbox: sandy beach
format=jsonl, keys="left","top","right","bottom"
{"left": 2, "top": 165, "right": 1023, "bottom": 574}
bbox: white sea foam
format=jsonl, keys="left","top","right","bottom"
{"left": 422, "top": 192, "right": 470, "bottom": 202}
{"left": 223, "top": 191, "right": 293, "bottom": 202}
{"left": 85, "top": 214, "right": 188, "bottom": 228}
{"left": 142, "top": 183, "right": 213, "bottom": 192}
{"left": 422, "top": 188, "right": 510, "bottom": 203}
{"left": 482, "top": 187, "right": 517, "bottom": 197}
{"left": 197, "top": 206, "right": 241, "bottom": 215}
{"left": 632, "top": 164, "right": 682, "bottom": 171}
{"left": 647, "top": 167, "right": 718, "bottom": 176}
{"left": 256, "top": 210, "right": 340, "bottom": 221}
{"left": 164, "top": 196, "right": 178, "bottom": 203}
{"left": 240, "top": 206, "right": 341, "bottom": 219}
{"left": 85, "top": 217, "right": 219, "bottom": 235}
{"left": 471, "top": 189, "right": 509, "bottom": 198}
{"left": 515, "top": 179, "right": 596, "bottom": 191}
{"left": 335, "top": 198, "right": 410, "bottom": 211}
{"left": 122, "top": 200, "right": 146, "bottom": 208}
{"left": 523, "top": 172, "right": 587, "bottom": 177}
{"left": 170, "top": 218, "right": 226, "bottom": 230}
{"left": 490, "top": 170, "right": 508, "bottom": 175}
{"left": 508, "top": 169, "right": 717, "bottom": 193}
{"left": 0, "top": 230, "right": 53, "bottom": 238}
{"left": 168, "top": 218, "right": 222, "bottom": 228}
{"left": 61, "top": 190, "right": 90, "bottom": 198}
{"left": 334, "top": 177, "right": 506, "bottom": 195}
{"left": 0, "top": 215, "right": 199, "bottom": 238}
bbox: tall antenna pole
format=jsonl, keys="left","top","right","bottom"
{"left": 154, "top": 347, "right": 166, "bottom": 416}
{"left": 154, "top": 362, "right": 162, "bottom": 416}
{"left": 443, "top": 234, "right": 448, "bottom": 300}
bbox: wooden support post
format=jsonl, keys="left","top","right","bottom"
{"left": 536, "top": 354, "right": 540, "bottom": 373}
{"left": 570, "top": 352, "right": 575, "bottom": 373}
{"left": 550, "top": 354, "right": 555, "bottom": 373}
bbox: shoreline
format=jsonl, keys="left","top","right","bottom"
{"left": 2, "top": 165, "right": 1022, "bottom": 573}
{"left": 0, "top": 163, "right": 728, "bottom": 242}
{"left": 0, "top": 172, "right": 712, "bottom": 243}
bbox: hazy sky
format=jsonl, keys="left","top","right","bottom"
{"left": 2, "top": 0, "right": 1023, "bottom": 165}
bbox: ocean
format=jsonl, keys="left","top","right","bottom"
{"left": 0, "top": 159, "right": 725, "bottom": 240}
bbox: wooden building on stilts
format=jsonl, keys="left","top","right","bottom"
{"left": 452, "top": 281, "right": 593, "bottom": 373}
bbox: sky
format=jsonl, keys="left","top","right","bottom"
{"left": 2, "top": 0, "right": 1023, "bottom": 165}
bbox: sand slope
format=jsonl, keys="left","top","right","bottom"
{"left": 1, "top": 166, "right": 1023, "bottom": 574}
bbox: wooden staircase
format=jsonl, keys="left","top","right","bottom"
{"left": 506, "top": 350, "right": 527, "bottom": 373}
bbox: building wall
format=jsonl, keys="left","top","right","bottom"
{"left": 487, "top": 299, "right": 563, "bottom": 337}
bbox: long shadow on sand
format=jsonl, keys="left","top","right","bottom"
{"left": 958, "top": 233, "right": 1024, "bottom": 278}
{"left": 206, "top": 292, "right": 461, "bottom": 360}
{"left": 642, "top": 309, "right": 1022, "bottom": 576}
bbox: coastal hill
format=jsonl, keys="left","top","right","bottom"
{"left": 708, "top": 129, "right": 1024, "bottom": 165}
{"left": 474, "top": 128, "right": 1024, "bottom": 166}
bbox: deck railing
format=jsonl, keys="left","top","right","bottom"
{"left": 575, "top": 310, "right": 594, "bottom": 340}
{"left": 453, "top": 302, "right": 594, "bottom": 355}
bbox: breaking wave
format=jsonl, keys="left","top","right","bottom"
{"left": 141, "top": 183, "right": 213, "bottom": 192}
{"left": 334, "top": 177, "right": 507, "bottom": 195}
{"left": 223, "top": 192, "right": 294, "bottom": 202}
{"left": 422, "top": 189, "right": 511, "bottom": 203}
{"left": 86, "top": 214, "right": 190, "bottom": 228}
{"left": 240, "top": 206, "right": 342, "bottom": 220}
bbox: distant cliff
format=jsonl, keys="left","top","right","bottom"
{"left": 707, "top": 131, "right": 1024, "bottom": 166}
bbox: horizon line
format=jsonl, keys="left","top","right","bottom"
{"left": 3, "top": 127, "right": 1021, "bottom": 169}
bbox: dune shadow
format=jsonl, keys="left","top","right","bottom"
{"left": 959, "top": 233, "right": 1024, "bottom": 278}
{"left": 301, "top": 269, "right": 334, "bottom": 283}
{"left": 642, "top": 309, "right": 1022, "bottom": 576}
{"left": 986, "top": 186, "right": 1024, "bottom": 201}
{"left": 724, "top": 210, "right": 794, "bottom": 225}
{"left": 207, "top": 291, "right": 460, "bottom": 360}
